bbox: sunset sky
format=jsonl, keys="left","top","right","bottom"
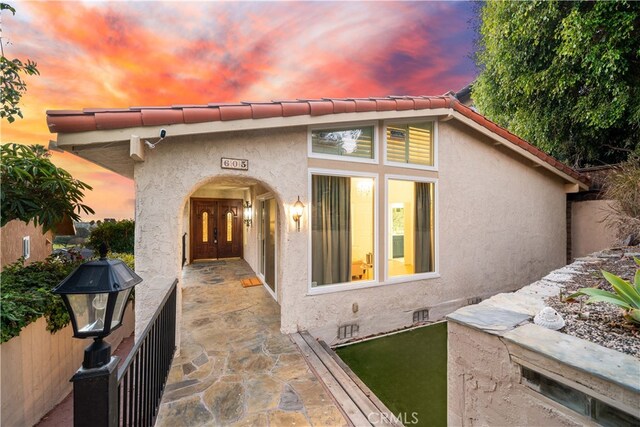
{"left": 3, "top": 1, "right": 479, "bottom": 220}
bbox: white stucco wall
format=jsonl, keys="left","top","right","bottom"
{"left": 133, "top": 119, "right": 567, "bottom": 344}
{"left": 298, "top": 121, "right": 567, "bottom": 343}
{"left": 133, "top": 127, "right": 307, "bottom": 338}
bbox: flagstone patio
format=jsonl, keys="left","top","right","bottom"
{"left": 155, "top": 260, "right": 347, "bottom": 427}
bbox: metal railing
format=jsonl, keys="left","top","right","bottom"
{"left": 117, "top": 280, "right": 177, "bottom": 426}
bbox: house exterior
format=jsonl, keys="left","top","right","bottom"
{"left": 0, "top": 220, "right": 53, "bottom": 271}
{"left": 46, "top": 95, "right": 588, "bottom": 344}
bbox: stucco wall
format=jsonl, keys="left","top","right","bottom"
{"left": 134, "top": 127, "right": 307, "bottom": 338}
{"left": 447, "top": 254, "right": 640, "bottom": 426}
{"left": 448, "top": 321, "right": 624, "bottom": 427}
{"left": 299, "top": 120, "right": 567, "bottom": 342}
{"left": 0, "top": 302, "right": 134, "bottom": 427}
{"left": 571, "top": 199, "right": 618, "bottom": 258}
{"left": 1, "top": 220, "right": 52, "bottom": 271}
{"left": 133, "top": 118, "right": 567, "bottom": 343}
{"left": 448, "top": 320, "right": 639, "bottom": 426}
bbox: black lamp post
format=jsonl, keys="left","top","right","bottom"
{"left": 53, "top": 244, "right": 142, "bottom": 427}
{"left": 54, "top": 243, "right": 142, "bottom": 368}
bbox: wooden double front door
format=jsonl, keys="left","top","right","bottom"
{"left": 191, "top": 198, "right": 243, "bottom": 261}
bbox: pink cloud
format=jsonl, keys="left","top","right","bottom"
{"left": 3, "top": 1, "right": 477, "bottom": 220}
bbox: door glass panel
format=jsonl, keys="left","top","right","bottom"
{"left": 226, "top": 212, "right": 233, "bottom": 242}
{"left": 202, "top": 212, "right": 208, "bottom": 242}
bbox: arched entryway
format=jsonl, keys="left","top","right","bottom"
{"left": 180, "top": 175, "right": 283, "bottom": 302}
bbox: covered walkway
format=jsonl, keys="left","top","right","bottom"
{"left": 156, "top": 260, "right": 346, "bottom": 426}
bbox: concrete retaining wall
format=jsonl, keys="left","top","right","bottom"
{"left": 447, "top": 256, "right": 640, "bottom": 426}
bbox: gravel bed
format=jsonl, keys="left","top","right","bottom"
{"left": 546, "top": 248, "right": 640, "bottom": 359}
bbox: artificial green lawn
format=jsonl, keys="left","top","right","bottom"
{"left": 336, "top": 322, "right": 447, "bottom": 427}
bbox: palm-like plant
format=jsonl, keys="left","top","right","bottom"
{"left": 568, "top": 258, "right": 640, "bottom": 325}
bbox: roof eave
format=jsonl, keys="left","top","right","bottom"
{"left": 449, "top": 111, "right": 588, "bottom": 191}
{"left": 54, "top": 108, "right": 453, "bottom": 147}
{"left": 52, "top": 103, "right": 589, "bottom": 190}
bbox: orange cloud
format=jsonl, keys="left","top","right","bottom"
{"left": 2, "top": 1, "right": 477, "bottom": 220}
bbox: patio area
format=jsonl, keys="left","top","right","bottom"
{"left": 155, "top": 260, "right": 346, "bottom": 426}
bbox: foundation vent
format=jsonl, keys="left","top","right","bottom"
{"left": 467, "top": 297, "right": 482, "bottom": 305}
{"left": 337, "top": 323, "right": 359, "bottom": 340}
{"left": 413, "top": 309, "right": 429, "bottom": 324}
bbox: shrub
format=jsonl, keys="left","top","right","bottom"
{"left": 53, "top": 235, "right": 73, "bottom": 246}
{"left": 0, "top": 253, "right": 83, "bottom": 343}
{"left": 568, "top": 258, "right": 640, "bottom": 325}
{"left": 87, "top": 219, "right": 135, "bottom": 254}
{"left": 602, "top": 156, "right": 640, "bottom": 244}
{"left": 0, "top": 250, "right": 136, "bottom": 343}
{"left": 109, "top": 252, "right": 135, "bottom": 270}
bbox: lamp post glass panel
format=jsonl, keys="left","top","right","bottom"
{"left": 53, "top": 244, "right": 141, "bottom": 368}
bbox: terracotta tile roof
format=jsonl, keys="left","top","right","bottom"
{"left": 45, "top": 95, "right": 588, "bottom": 185}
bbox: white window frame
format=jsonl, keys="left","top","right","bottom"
{"left": 22, "top": 236, "right": 31, "bottom": 259}
{"left": 384, "top": 174, "right": 439, "bottom": 284}
{"left": 307, "top": 168, "right": 380, "bottom": 295}
{"left": 383, "top": 118, "right": 438, "bottom": 171}
{"left": 308, "top": 121, "right": 379, "bottom": 164}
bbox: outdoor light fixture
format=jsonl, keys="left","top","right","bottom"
{"left": 243, "top": 201, "right": 252, "bottom": 227}
{"left": 53, "top": 243, "right": 142, "bottom": 369}
{"left": 292, "top": 196, "right": 305, "bottom": 232}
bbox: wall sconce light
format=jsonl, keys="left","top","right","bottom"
{"left": 292, "top": 196, "right": 305, "bottom": 232}
{"left": 243, "top": 201, "right": 252, "bottom": 227}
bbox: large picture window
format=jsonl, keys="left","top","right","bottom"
{"left": 311, "top": 174, "right": 375, "bottom": 287}
{"left": 311, "top": 125, "right": 375, "bottom": 161}
{"left": 387, "top": 179, "right": 435, "bottom": 278}
{"left": 385, "top": 121, "right": 435, "bottom": 167}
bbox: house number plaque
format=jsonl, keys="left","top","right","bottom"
{"left": 221, "top": 157, "right": 248, "bottom": 171}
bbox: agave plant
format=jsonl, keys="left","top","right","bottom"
{"left": 568, "top": 258, "right": 640, "bottom": 325}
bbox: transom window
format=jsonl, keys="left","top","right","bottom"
{"left": 311, "top": 173, "right": 375, "bottom": 287}
{"left": 310, "top": 124, "right": 375, "bottom": 161}
{"left": 385, "top": 121, "right": 435, "bottom": 167}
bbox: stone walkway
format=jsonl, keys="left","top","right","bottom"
{"left": 155, "top": 260, "right": 347, "bottom": 427}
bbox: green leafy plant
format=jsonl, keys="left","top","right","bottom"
{"left": 109, "top": 252, "right": 135, "bottom": 270}
{"left": 568, "top": 258, "right": 640, "bottom": 324}
{"left": 1, "top": 3, "right": 40, "bottom": 123}
{"left": 87, "top": 219, "right": 135, "bottom": 254}
{"left": 0, "top": 254, "right": 83, "bottom": 342}
{"left": 0, "top": 250, "right": 136, "bottom": 343}
{"left": 473, "top": 1, "right": 639, "bottom": 166}
{"left": 1, "top": 143, "right": 94, "bottom": 231}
